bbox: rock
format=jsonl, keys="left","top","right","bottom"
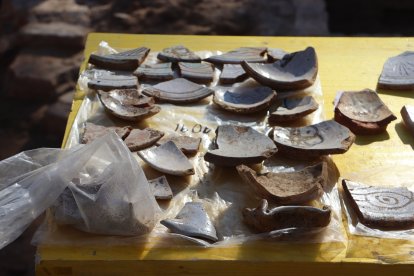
{"left": 30, "top": 0, "right": 91, "bottom": 27}
{"left": 20, "top": 22, "right": 89, "bottom": 49}
{"left": 6, "top": 50, "right": 81, "bottom": 100}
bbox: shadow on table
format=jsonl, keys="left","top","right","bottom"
{"left": 394, "top": 122, "right": 414, "bottom": 150}
{"left": 353, "top": 131, "right": 391, "bottom": 146}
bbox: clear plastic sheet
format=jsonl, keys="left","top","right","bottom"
{"left": 37, "top": 42, "right": 345, "bottom": 247}
{"left": 342, "top": 165, "right": 414, "bottom": 241}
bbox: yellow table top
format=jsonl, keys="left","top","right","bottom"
{"left": 37, "top": 33, "right": 414, "bottom": 275}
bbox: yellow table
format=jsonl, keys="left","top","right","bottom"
{"left": 36, "top": 34, "right": 414, "bottom": 275}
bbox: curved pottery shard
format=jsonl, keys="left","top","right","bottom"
{"left": 268, "top": 96, "right": 319, "bottom": 122}
{"left": 236, "top": 162, "right": 327, "bottom": 204}
{"left": 88, "top": 47, "right": 150, "bottom": 71}
{"left": 242, "top": 47, "right": 318, "bottom": 91}
{"left": 161, "top": 202, "right": 218, "bottom": 242}
{"left": 81, "top": 122, "right": 131, "bottom": 144}
{"left": 138, "top": 141, "right": 194, "bottom": 176}
{"left": 342, "top": 179, "right": 414, "bottom": 230}
{"left": 124, "top": 128, "right": 164, "bottom": 151}
{"left": 178, "top": 62, "right": 214, "bottom": 84}
{"left": 156, "top": 135, "right": 201, "bottom": 155}
{"left": 157, "top": 45, "right": 201, "bottom": 63}
{"left": 134, "top": 62, "right": 174, "bottom": 81}
{"left": 401, "top": 105, "right": 414, "bottom": 137}
{"left": 213, "top": 86, "right": 276, "bottom": 114}
{"left": 148, "top": 176, "right": 173, "bottom": 200}
{"left": 378, "top": 51, "right": 414, "bottom": 90}
{"left": 219, "top": 64, "right": 248, "bottom": 84}
{"left": 204, "top": 125, "right": 277, "bottom": 166}
{"left": 272, "top": 120, "right": 355, "bottom": 159}
{"left": 98, "top": 89, "right": 160, "bottom": 121}
{"left": 334, "top": 89, "right": 397, "bottom": 135}
{"left": 142, "top": 78, "right": 213, "bottom": 103}
{"left": 205, "top": 47, "right": 267, "bottom": 65}
{"left": 88, "top": 74, "right": 138, "bottom": 91}
{"left": 243, "top": 199, "right": 331, "bottom": 233}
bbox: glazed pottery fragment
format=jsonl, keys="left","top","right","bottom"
{"left": 243, "top": 199, "right": 331, "bottom": 233}
{"left": 81, "top": 122, "right": 131, "bottom": 144}
{"left": 148, "top": 176, "right": 173, "bottom": 200}
{"left": 242, "top": 47, "right": 318, "bottom": 91}
{"left": 272, "top": 120, "right": 355, "bottom": 159}
{"left": 98, "top": 89, "right": 160, "bottom": 121}
{"left": 219, "top": 64, "right": 248, "bottom": 84}
{"left": 236, "top": 162, "right": 327, "bottom": 204}
{"left": 88, "top": 74, "right": 138, "bottom": 91}
{"left": 157, "top": 45, "right": 201, "bottom": 63}
{"left": 88, "top": 47, "right": 150, "bottom": 71}
{"left": 378, "top": 51, "right": 414, "bottom": 90}
{"left": 134, "top": 62, "right": 174, "bottom": 81}
{"left": 204, "top": 125, "right": 277, "bottom": 166}
{"left": 142, "top": 78, "right": 213, "bottom": 103}
{"left": 268, "top": 96, "right": 319, "bottom": 123}
{"left": 205, "top": 47, "right": 267, "bottom": 65}
{"left": 342, "top": 179, "right": 414, "bottom": 230}
{"left": 124, "top": 128, "right": 164, "bottom": 151}
{"left": 334, "top": 89, "right": 397, "bottom": 135}
{"left": 213, "top": 86, "right": 276, "bottom": 114}
{"left": 267, "top": 48, "right": 288, "bottom": 62}
{"left": 401, "top": 105, "right": 414, "bottom": 137}
{"left": 160, "top": 202, "right": 218, "bottom": 242}
{"left": 138, "top": 141, "right": 194, "bottom": 176}
{"left": 178, "top": 62, "right": 214, "bottom": 84}
{"left": 156, "top": 135, "right": 201, "bottom": 155}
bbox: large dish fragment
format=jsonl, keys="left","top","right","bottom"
{"left": 124, "top": 128, "right": 164, "bottom": 151}
{"left": 243, "top": 199, "right": 331, "bottom": 233}
{"left": 334, "top": 89, "right": 396, "bottom": 135}
{"left": 272, "top": 120, "right": 355, "bottom": 159}
{"left": 205, "top": 47, "right": 267, "bottom": 65}
{"left": 148, "top": 176, "right": 173, "bottom": 200}
{"left": 204, "top": 125, "right": 277, "bottom": 166}
{"left": 80, "top": 122, "right": 131, "bottom": 144}
{"left": 157, "top": 45, "right": 201, "bottom": 63}
{"left": 98, "top": 89, "right": 160, "bottom": 121}
{"left": 213, "top": 86, "right": 276, "bottom": 114}
{"left": 88, "top": 47, "right": 150, "bottom": 71}
{"left": 142, "top": 78, "right": 213, "bottom": 103}
{"left": 219, "top": 64, "right": 248, "bottom": 84}
{"left": 88, "top": 74, "right": 138, "bottom": 91}
{"left": 138, "top": 141, "right": 194, "bottom": 176}
{"left": 268, "top": 96, "right": 318, "bottom": 123}
{"left": 134, "top": 62, "right": 174, "bottom": 81}
{"left": 242, "top": 47, "right": 318, "bottom": 91}
{"left": 378, "top": 51, "right": 414, "bottom": 90}
{"left": 236, "top": 162, "right": 327, "bottom": 204}
{"left": 156, "top": 135, "right": 201, "bottom": 155}
{"left": 178, "top": 62, "right": 214, "bottom": 84}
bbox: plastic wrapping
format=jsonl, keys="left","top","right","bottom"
{"left": 342, "top": 165, "right": 414, "bottom": 241}
{"left": 37, "top": 42, "right": 345, "bottom": 247}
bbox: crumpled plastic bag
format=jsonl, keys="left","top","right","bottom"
{"left": 0, "top": 132, "right": 160, "bottom": 249}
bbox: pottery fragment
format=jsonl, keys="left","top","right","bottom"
{"left": 142, "top": 78, "right": 213, "bottom": 103}
{"left": 378, "top": 51, "right": 414, "bottom": 90}
{"left": 156, "top": 135, "right": 201, "bottom": 155}
{"left": 134, "top": 62, "right": 174, "bottom": 81}
{"left": 242, "top": 47, "right": 318, "bottom": 91}
{"left": 178, "top": 62, "right": 214, "bottom": 83}
{"left": 88, "top": 47, "right": 150, "bottom": 71}
{"left": 161, "top": 202, "right": 218, "bottom": 242}
{"left": 272, "top": 120, "right": 355, "bottom": 159}
{"left": 334, "top": 89, "right": 397, "bottom": 135}
{"left": 268, "top": 96, "right": 319, "bottom": 123}
{"left": 267, "top": 48, "right": 288, "bottom": 62}
{"left": 81, "top": 122, "right": 131, "bottom": 144}
{"left": 98, "top": 89, "right": 160, "bottom": 121}
{"left": 243, "top": 199, "right": 331, "bottom": 233}
{"left": 157, "top": 45, "right": 201, "bottom": 63}
{"left": 342, "top": 179, "right": 414, "bottom": 230}
{"left": 88, "top": 74, "right": 138, "bottom": 91}
{"left": 236, "top": 162, "right": 327, "bottom": 204}
{"left": 138, "top": 141, "right": 194, "bottom": 176}
{"left": 205, "top": 47, "right": 267, "bottom": 65}
{"left": 401, "top": 105, "right": 414, "bottom": 137}
{"left": 124, "top": 128, "right": 164, "bottom": 151}
{"left": 204, "top": 125, "right": 277, "bottom": 166}
{"left": 213, "top": 86, "right": 276, "bottom": 114}
{"left": 148, "top": 176, "right": 173, "bottom": 200}
{"left": 219, "top": 64, "right": 248, "bottom": 84}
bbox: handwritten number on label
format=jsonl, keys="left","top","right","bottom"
{"left": 175, "top": 123, "right": 211, "bottom": 134}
